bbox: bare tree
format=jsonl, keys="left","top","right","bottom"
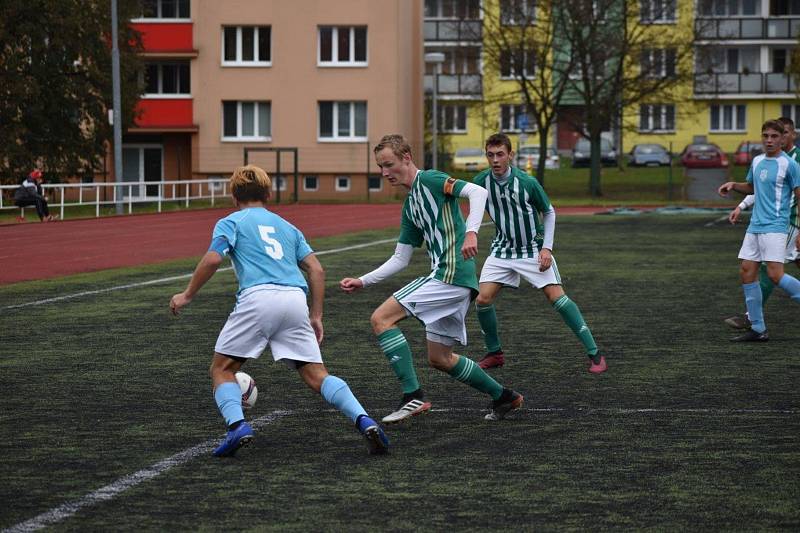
{"left": 555, "top": 0, "right": 700, "bottom": 196}
{"left": 479, "top": 0, "right": 575, "bottom": 188}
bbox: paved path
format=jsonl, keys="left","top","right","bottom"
{"left": 685, "top": 168, "right": 731, "bottom": 201}
{"left": 0, "top": 204, "right": 611, "bottom": 285}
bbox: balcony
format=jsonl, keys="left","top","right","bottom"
{"left": 424, "top": 74, "right": 482, "bottom": 97}
{"left": 694, "top": 72, "right": 796, "bottom": 94}
{"left": 424, "top": 19, "right": 482, "bottom": 42}
{"left": 132, "top": 22, "right": 196, "bottom": 56}
{"left": 695, "top": 17, "right": 800, "bottom": 40}
{"left": 133, "top": 99, "right": 197, "bottom": 131}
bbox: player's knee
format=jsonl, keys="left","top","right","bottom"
{"left": 427, "top": 355, "right": 449, "bottom": 371}
{"left": 369, "top": 310, "right": 392, "bottom": 334}
{"left": 475, "top": 293, "right": 494, "bottom": 306}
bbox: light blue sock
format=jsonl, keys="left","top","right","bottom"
{"left": 214, "top": 381, "right": 244, "bottom": 427}
{"left": 742, "top": 282, "right": 766, "bottom": 333}
{"left": 320, "top": 375, "right": 367, "bottom": 423}
{"left": 777, "top": 274, "right": 800, "bottom": 303}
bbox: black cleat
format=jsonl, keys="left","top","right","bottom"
{"left": 724, "top": 314, "right": 751, "bottom": 330}
{"left": 730, "top": 329, "right": 768, "bottom": 342}
{"left": 484, "top": 388, "right": 523, "bottom": 421}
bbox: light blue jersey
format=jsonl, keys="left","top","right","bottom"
{"left": 746, "top": 153, "right": 800, "bottom": 234}
{"left": 210, "top": 207, "right": 313, "bottom": 294}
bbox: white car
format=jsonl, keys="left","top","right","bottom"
{"left": 515, "top": 145, "right": 560, "bottom": 171}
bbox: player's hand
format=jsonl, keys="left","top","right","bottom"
{"left": 462, "top": 231, "right": 478, "bottom": 259}
{"left": 718, "top": 182, "right": 735, "bottom": 197}
{"left": 539, "top": 248, "right": 553, "bottom": 272}
{"left": 728, "top": 207, "right": 741, "bottom": 224}
{"left": 169, "top": 292, "right": 191, "bottom": 316}
{"left": 339, "top": 277, "right": 364, "bottom": 293}
{"left": 310, "top": 316, "right": 324, "bottom": 344}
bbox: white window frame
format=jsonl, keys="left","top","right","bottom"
{"left": 318, "top": 26, "right": 368, "bottom": 67}
{"left": 641, "top": 48, "right": 676, "bottom": 79}
{"left": 639, "top": 104, "right": 676, "bottom": 132}
{"left": 500, "top": 104, "right": 536, "bottom": 133}
{"left": 303, "top": 175, "right": 319, "bottom": 191}
{"left": 368, "top": 175, "right": 383, "bottom": 192}
{"left": 271, "top": 175, "right": 287, "bottom": 192}
{"left": 781, "top": 104, "right": 800, "bottom": 125}
{"left": 142, "top": 62, "right": 191, "bottom": 97}
{"left": 500, "top": 50, "right": 536, "bottom": 79}
{"left": 335, "top": 176, "right": 351, "bottom": 192}
{"left": 318, "top": 101, "right": 368, "bottom": 142}
{"left": 222, "top": 101, "right": 271, "bottom": 141}
{"left": 221, "top": 26, "right": 271, "bottom": 67}
{"left": 639, "top": 0, "right": 677, "bottom": 23}
{"left": 121, "top": 143, "right": 164, "bottom": 200}
{"left": 439, "top": 105, "right": 467, "bottom": 133}
{"left": 500, "top": 0, "right": 537, "bottom": 25}
{"left": 710, "top": 103, "right": 747, "bottom": 132}
{"left": 132, "top": 0, "right": 190, "bottom": 22}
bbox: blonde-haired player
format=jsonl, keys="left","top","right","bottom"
{"left": 171, "top": 165, "right": 389, "bottom": 456}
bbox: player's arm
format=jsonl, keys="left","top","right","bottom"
{"left": 538, "top": 206, "right": 556, "bottom": 271}
{"left": 299, "top": 253, "right": 325, "bottom": 343}
{"left": 456, "top": 181, "right": 488, "bottom": 259}
{"left": 340, "top": 243, "right": 414, "bottom": 293}
{"left": 729, "top": 194, "right": 755, "bottom": 224}
{"left": 170, "top": 250, "right": 224, "bottom": 315}
{"left": 718, "top": 181, "right": 754, "bottom": 196}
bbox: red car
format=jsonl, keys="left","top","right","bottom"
{"left": 733, "top": 141, "right": 764, "bottom": 166}
{"left": 680, "top": 143, "right": 729, "bottom": 168}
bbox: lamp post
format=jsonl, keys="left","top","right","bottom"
{"left": 425, "top": 52, "right": 445, "bottom": 170}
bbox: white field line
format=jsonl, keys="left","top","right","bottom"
{"left": 2, "top": 410, "right": 291, "bottom": 533}
{"left": 2, "top": 238, "right": 397, "bottom": 311}
{"left": 6, "top": 404, "right": 797, "bottom": 532}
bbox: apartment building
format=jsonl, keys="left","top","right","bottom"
{"left": 424, "top": 0, "right": 800, "bottom": 158}
{"left": 116, "top": 0, "right": 423, "bottom": 201}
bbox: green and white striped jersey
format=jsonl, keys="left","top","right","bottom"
{"left": 473, "top": 166, "right": 552, "bottom": 259}
{"left": 398, "top": 170, "right": 479, "bottom": 292}
{"left": 788, "top": 147, "right": 799, "bottom": 229}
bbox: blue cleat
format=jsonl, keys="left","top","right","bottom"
{"left": 212, "top": 422, "right": 255, "bottom": 457}
{"left": 356, "top": 415, "right": 389, "bottom": 455}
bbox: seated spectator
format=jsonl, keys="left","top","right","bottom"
{"left": 14, "top": 170, "right": 56, "bottom": 222}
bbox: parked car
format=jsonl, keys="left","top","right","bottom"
{"left": 733, "top": 141, "right": 764, "bottom": 166}
{"left": 572, "top": 138, "right": 617, "bottom": 167}
{"left": 628, "top": 143, "right": 671, "bottom": 167}
{"left": 451, "top": 148, "right": 486, "bottom": 172}
{"left": 680, "top": 143, "right": 729, "bottom": 168}
{"left": 515, "top": 145, "right": 560, "bottom": 171}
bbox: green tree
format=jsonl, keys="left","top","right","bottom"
{"left": 481, "top": 0, "right": 575, "bottom": 188}
{"left": 556, "top": 0, "right": 698, "bottom": 197}
{"left": 0, "top": 0, "right": 143, "bottom": 184}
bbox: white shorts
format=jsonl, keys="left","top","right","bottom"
{"left": 215, "top": 284, "right": 322, "bottom": 365}
{"left": 393, "top": 277, "right": 472, "bottom": 346}
{"left": 479, "top": 254, "right": 562, "bottom": 288}
{"left": 786, "top": 226, "right": 800, "bottom": 262}
{"left": 738, "top": 233, "right": 790, "bottom": 263}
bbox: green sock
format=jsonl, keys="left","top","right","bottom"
{"left": 378, "top": 328, "right": 419, "bottom": 394}
{"left": 759, "top": 263, "right": 775, "bottom": 302}
{"left": 447, "top": 355, "right": 503, "bottom": 400}
{"left": 476, "top": 303, "right": 502, "bottom": 353}
{"left": 553, "top": 295, "right": 598, "bottom": 359}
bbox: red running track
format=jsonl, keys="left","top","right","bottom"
{"left": 0, "top": 204, "right": 609, "bottom": 285}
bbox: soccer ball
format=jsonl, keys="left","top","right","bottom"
{"left": 235, "top": 371, "right": 258, "bottom": 409}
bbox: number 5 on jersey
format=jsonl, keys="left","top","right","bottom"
{"left": 258, "top": 225, "right": 284, "bottom": 260}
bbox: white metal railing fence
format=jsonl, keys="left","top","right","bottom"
{"left": 0, "top": 179, "right": 231, "bottom": 220}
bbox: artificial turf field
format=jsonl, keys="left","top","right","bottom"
{"left": 1, "top": 215, "right": 799, "bottom": 531}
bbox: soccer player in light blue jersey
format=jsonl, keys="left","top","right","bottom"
{"left": 724, "top": 116, "right": 800, "bottom": 329}
{"left": 170, "top": 165, "right": 388, "bottom": 456}
{"left": 718, "top": 120, "right": 800, "bottom": 341}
